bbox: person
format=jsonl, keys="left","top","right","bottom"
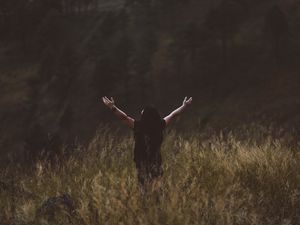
{"left": 102, "top": 96, "right": 192, "bottom": 186}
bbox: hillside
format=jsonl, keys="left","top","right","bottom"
{"left": 0, "top": 0, "right": 300, "bottom": 163}
{"left": 0, "top": 127, "right": 299, "bottom": 224}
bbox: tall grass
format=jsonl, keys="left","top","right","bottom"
{"left": 0, "top": 126, "right": 299, "bottom": 225}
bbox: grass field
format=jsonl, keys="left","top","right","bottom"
{"left": 0, "top": 125, "right": 299, "bottom": 225}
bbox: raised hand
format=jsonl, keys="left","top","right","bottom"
{"left": 101, "top": 96, "right": 134, "bottom": 128}
{"left": 102, "top": 96, "right": 115, "bottom": 109}
{"left": 164, "top": 96, "right": 193, "bottom": 126}
{"left": 182, "top": 97, "right": 193, "bottom": 107}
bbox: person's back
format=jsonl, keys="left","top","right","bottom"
{"left": 101, "top": 96, "right": 192, "bottom": 186}
{"left": 133, "top": 106, "right": 166, "bottom": 185}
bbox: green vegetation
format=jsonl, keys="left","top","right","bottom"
{"left": 1, "top": 126, "right": 299, "bottom": 225}
{"left": 1, "top": 0, "right": 300, "bottom": 160}
{"left": 1, "top": 2, "right": 299, "bottom": 223}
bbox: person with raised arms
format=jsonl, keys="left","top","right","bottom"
{"left": 102, "top": 96, "right": 193, "bottom": 186}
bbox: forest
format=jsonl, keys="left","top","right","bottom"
{"left": 1, "top": 0, "right": 299, "bottom": 163}
{"left": 1, "top": 0, "right": 300, "bottom": 224}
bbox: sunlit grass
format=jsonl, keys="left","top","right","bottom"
{"left": 0, "top": 126, "right": 299, "bottom": 225}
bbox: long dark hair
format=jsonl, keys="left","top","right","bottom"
{"left": 140, "top": 106, "right": 163, "bottom": 136}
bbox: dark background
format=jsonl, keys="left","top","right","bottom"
{"left": 0, "top": 0, "right": 299, "bottom": 164}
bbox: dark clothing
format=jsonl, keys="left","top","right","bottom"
{"left": 133, "top": 119, "right": 166, "bottom": 185}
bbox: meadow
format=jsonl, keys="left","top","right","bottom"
{"left": 0, "top": 125, "right": 299, "bottom": 225}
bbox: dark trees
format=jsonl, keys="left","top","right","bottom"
{"left": 205, "top": 0, "right": 245, "bottom": 73}
{"left": 264, "top": 5, "right": 289, "bottom": 65}
{"left": 127, "top": 1, "right": 158, "bottom": 104}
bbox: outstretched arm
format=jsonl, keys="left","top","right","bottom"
{"left": 164, "top": 97, "right": 192, "bottom": 126}
{"left": 102, "top": 96, "right": 134, "bottom": 128}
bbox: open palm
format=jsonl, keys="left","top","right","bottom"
{"left": 102, "top": 96, "right": 115, "bottom": 109}
{"left": 183, "top": 97, "right": 193, "bottom": 107}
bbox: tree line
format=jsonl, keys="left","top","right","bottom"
{"left": 0, "top": 0, "right": 294, "bottom": 162}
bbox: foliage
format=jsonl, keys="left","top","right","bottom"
{"left": 1, "top": 0, "right": 300, "bottom": 170}
{"left": 0, "top": 126, "right": 299, "bottom": 225}
{"left": 263, "top": 5, "right": 289, "bottom": 63}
